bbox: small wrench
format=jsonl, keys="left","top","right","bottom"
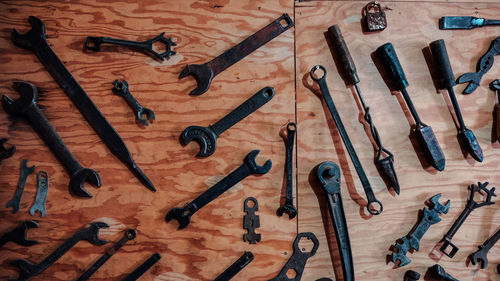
{"left": 6, "top": 159, "right": 35, "bottom": 213}
{"left": 214, "top": 251, "right": 254, "bottom": 281}
{"left": 29, "top": 171, "right": 49, "bottom": 217}
{"left": 428, "top": 264, "right": 458, "bottom": 281}
{"left": 0, "top": 220, "right": 39, "bottom": 247}
{"left": 277, "top": 122, "right": 297, "bottom": 218}
{"left": 469, "top": 228, "right": 500, "bottom": 269}
{"left": 112, "top": 80, "right": 155, "bottom": 126}
{"left": 166, "top": 150, "right": 271, "bottom": 230}
{"left": 0, "top": 138, "right": 16, "bottom": 163}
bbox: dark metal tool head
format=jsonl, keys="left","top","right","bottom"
{"left": 491, "top": 79, "right": 500, "bottom": 92}
{"left": 404, "top": 270, "right": 420, "bottom": 281}
{"left": 468, "top": 182, "right": 496, "bottom": 209}
{"left": 11, "top": 16, "right": 46, "bottom": 51}
{"left": 428, "top": 264, "right": 458, "bottom": 281}
{"left": 2, "top": 81, "right": 38, "bottom": 114}
{"left": 459, "top": 129, "right": 483, "bottom": 162}
{"left": 244, "top": 150, "right": 272, "bottom": 174}
{"left": 75, "top": 221, "right": 110, "bottom": 245}
{"left": 0, "top": 138, "right": 16, "bottom": 163}
{"left": 469, "top": 246, "right": 489, "bottom": 269}
{"left": 316, "top": 161, "right": 341, "bottom": 195}
{"left": 112, "top": 80, "right": 155, "bottom": 126}
{"left": 69, "top": 168, "right": 101, "bottom": 198}
{"left": 165, "top": 202, "right": 196, "bottom": 230}
{"left": 2, "top": 220, "right": 40, "bottom": 247}
{"left": 276, "top": 204, "right": 297, "bottom": 219}
{"left": 144, "top": 32, "right": 177, "bottom": 60}
{"left": 180, "top": 125, "right": 218, "bottom": 157}
{"left": 415, "top": 125, "right": 445, "bottom": 171}
{"left": 179, "top": 63, "right": 214, "bottom": 96}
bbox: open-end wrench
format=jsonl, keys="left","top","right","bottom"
{"left": 85, "top": 33, "right": 176, "bottom": 60}
{"left": 29, "top": 171, "right": 49, "bottom": 217}
{"left": 440, "top": 182, "right": 496, "bottom": 258}
{"left": 0, "top": 138, "right": 16, "bottom": 163}
{"left": 77, "top": 228, "right": 137, "bottom": 281}
{"left": 179, "top": 14, "right": 294, "bottom": 96}
{"left": 428, "top": 264, "right": 458, "bottom": 281}
{"left": 490, "top": 79, "right": 500, "bottom": 142}
{"left": 166, "top": 150, "right": 271, "bottom": 230}
{"left": 12, "top": 16, "right": 155, "bottom": 192}
{"left": 0, "top": 220, "right": 39, "bottom": 247}
{"left": 122, "top": 253, "right": 161, "bottom": 281}
{"left": 181, "top": 87, "right": 274, "bottom": 157}
{"left": 316, "top": 161, "right": 354, "bottom": 281}
{"left": 2, "top": 82, "right": 101, "bottom": 198}
{"left": 310, "top": 65, "right": 383, "bottom": 215}
{"left": 469, "top": 228, "right": 500, "bottom": 269}
{"left": 214, "top": 251, "right": 254, "bottom": 281}
{"left": 9, "top": 221, "right": 109, "bottom": 281}
{"left": 277, "top": 122, "right": 297, "bottom": 218}
{"left": 112, "top": 80, "right": 155, "bottom": 126}
{"left": 6, "top": 159, "right": 35, "bottom": 213}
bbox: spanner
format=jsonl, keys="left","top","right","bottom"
{"left": 29, "top": 171, "right": 49, "bottom": 217}
{"left": 277, "top": 122, "right": 297, "bottom": 218}
{"left": 179, "top": 14, "right": 294, "bottom": 96}
{"left": 181, "top": 87, "right": 274, "bottom": 157}
{"left": 214, "top": 251, "right": 254, "bottom": 281}
{"left": 469, "top": 228, "right": 500, "bottom": 268}
{"left": 6, "top": 159, "right": 35, "bottom": 213}
{"left": 0, "top": 138, "right": 16, "bottom": 163}
{"left": 112, "top": 80, "right": 155, "bottom": 126}
{"left": 166, "top": 150, "right": 271, "bottom": 230}
{"left": 9, "top": 221, "right": 109, "bottom": 281}
{"left": 0, "top": 220, "right": 39, "bottom": 247}
{"left": 2, "top": 81, "right": 101, "bottom": 198}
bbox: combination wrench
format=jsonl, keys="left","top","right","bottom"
{"left": 469, "top": 228, "right": 500, "bottom": 269}
{"left": 277, "top": 122, "right": 297, "bottom": 218}
{"left": 112, "top": 80, "right": 155, "bottom": 126}
{"left": 29, "top": 171, "right": 49, "bottom": 217}
{"left": 6, "top": 159, "right": 35, "bottom": 213}
{"left": 214, "top": 251, "right": 254, "bottom": 281}
{"left": 0, "top": 220, "right": 39, "bottom": 248}
{"left": 166, "top": 150, "right": 271, "bottom": 230}
{"left": 0, "top": 138, "right": 16, "bottom": 163}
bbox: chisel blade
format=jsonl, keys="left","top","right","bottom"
{"left": 415, "top": 126, "right": 445, "bottom": 171}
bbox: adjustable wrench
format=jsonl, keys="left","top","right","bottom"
{"left": 179, "top": 14, "right": 293, "bottom": 96}
{"left": 166, "top": 150, "right": 271, "bottom": 230}
{"left": 181, "top": 87, "right": 274, "bottom": 157}
{"left": 214, "top": 251, "right": 254, "bottom": 281}
{"left": 112, "top": 80, "right": 155, "bottom": 126}
{"left": 469, "top": 228, "right": 500, "bottom": 269}
{"left": 0, "top": 138, "right": 16, "bottom": 163}
{"left": 2, "top": 82, "right": 101, "bottom": 198}
{"left": 9, "top": 222, "right": 109, "bottom": 281}
{"left": 0, "top": 220, "right": 39, "bottom": 247}
{"left": 277, "top": 122, "right": 297, "bottom": 218}
{"left": 29, "top": 171, "right": 49, "bottom": 217}
{"left": 6, "top": 159, "right": 35, "bottom": 213}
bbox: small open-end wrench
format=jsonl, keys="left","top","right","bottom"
{"left": 310, "top": 65, "right": 383, "bottom": 215}
{"left": 428, "top": 264, "right": 458, "bottom": 281}
{"left": 457, "top": 37, "right": 500, "bottom": 95}
{"left": 316, "top": 161, "right": 354, "bottom": 281}
{"left": 277, "top": 122, "right": 297, "bottom": 218}
{"left": 77, "top": 228, "right": 137, "bottom": 281}
{"left": 490, "top": 79, "right": 500, "bottom": 142}
{"left": 2, "top": 82, "right": 101, "bottom": 198}
{"left": 0, "top": 220, "right": 39, "bottom": 247}
{"left": 179, "top": 14, "right": 294, "bottom": 96}
{"left": 243, "top": 197, "right": 261, "bottom": 244}
{"left": 6, "top": 159, "right": 35, "bottom": 213}
{"left": 214, "top": 251, "right": 254, "bottom": 281}
{"left": 85, "top": 33, "right": 176, "bottom": 60}
{"left": 29, "top": 171, "right": 49, "bottom": 217}
{"left": 440, "top": 182, "right": 496, "bottom": 258}
{"left": 112, "top": 80, "right": 155, "bottom": 126}
{"left": 469, "top": 228, "right": 500, "bottom": 269}
{"left": 166, "top": 150, "right": 271, "bottom": 230}
{"left": 0, "top": 138, "right": 16, "bottom": 163}
{"left": 181, "top": 87, "right": 274, "bottom": 157}
{"left": 122, "top": 253, "right": 161, "bottom": 281}
{"left": 9, "top": 222, "right": 109, "bottom": 281}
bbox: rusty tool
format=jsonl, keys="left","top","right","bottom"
{"left": 469, "top": 228, "right": 500, "bottom": 269}
{"left": 214, "top": 251, "right": 254, "bottom": 281}
{"left": 243, "top": 197, "right": 261, "bottom": 244}
{"left": 12, "top": 16, "right": 155, "bottom": 192}
{"left": 29, "top": 171, "right": 49, "bottom": 217}
{"left": 112, "top": 80, "right": 155, "bottom": 126}
{"left": 329, "top": 25, "right": 399, "bottom": 193}
{"left": 428, "top": 264, "right": 458, "bottom": 281}
{"left": 430, "top": 39, "right": 483, "bottom": 162}
{"left": 6, "top": 159, "right": 35, "bottom": 213}
{"left": 2, "top": 82, "right": 101, "bottom": 197}
{"left": 376, "top": 42, "right": 445, "bottom": 171}
{"left": 310, "top": 65, "right": 383, "bottom": 215}
{"left": 440, "top": 16, "right": 500, "bottom": 30}
{"left": 0, "top": 138, "right": 16, "bottom": 163}
{"left": 0, "top": 220, "right": 39, "bottom": 247}
{"left": 179, "top": 14, "right": 294, "bottom": 96}
{"left": 490, "top": 79, "right": 500, "bottom": 142}
{"left": 277, "top": 122, "right": 297, "bottom": 217}
{"left": 122, "top": 253, "right": 161, "bottom": 281}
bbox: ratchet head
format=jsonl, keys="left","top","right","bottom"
{"left": 1, "top": 81, "right": 38, "bottom": 115}
{"left": 244, "top": 150, "right": 272, "bottom": 175}
{"left": 165, "top": 203, "right": 196, "bottom": 230}
{"left": 0, "top": 138, "right": 16, "bottom": 162}
{"left": 469, "top": 247, "right": 488, "bottom": 269}
{"left": 277, "top": 204, "right": 297, "bottom": 219}
{"left": 316, "top": 161, "right": 341, "bottom": 194}
{"left": 179, "top": 63, "right": 214, "bottom": 96}
{"left": 11, "top": 16, "right": 46, "bottom": 51}
{"left": 69, "top": 168, "right": 101, "bottom": 198}
{"left": 180, "top": 125, "right": 218, "bottom": 157}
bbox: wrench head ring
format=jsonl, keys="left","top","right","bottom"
{"left": 316, "top": 161, "right": 341, "bottom": 194}
{"left": 69, "top": 168, "right": 101, "bottom": 198}
{"left": 179, "top": 64, "right": 214, "bottom": 96}
{"left": 2, "top": 82, "right": 38, "bottom": 115}
{"left": 310, "top": 65, "right": 327, "bottom": 83}
{"left": 137, "top": 108, "right": 156, "bottom": 126}
{"left": 180, "top": 125, "right": 217, "bottom": 157}
{"left": 0, "top": 138, "right": 16, "bottom": 160}
{"left": 11, "top": 16, "right": 46, "bottom": 51}
{"left": 244, "top": 150, "right": 272, "bottom": 174}
{"left": 367, "top": 199, "right": 383, "bottom": 216}
{"left": 112, "top": 79, "right": 129, "bottom": 97}
{"left": 165, "top": 204, "right": 195, "bottom": 230}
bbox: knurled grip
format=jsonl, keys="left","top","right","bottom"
{"left": 430, "top": 39, "right": 456, "bottom": 89}
{"left": 375, "top": 42, "right": 409, "bottom": 90}
{"left": 328, "top": 25, "right": 359, "bottom": 85}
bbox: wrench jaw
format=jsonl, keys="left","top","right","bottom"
{"left": 1, "top": 82, "right": 38, "bottom": 115}
{"left": 69, "top": 168, "right": 102, "bottom": 198}
{"left": 277, "top": 204, "right": 297, "bottom": 219}
{"left": 180, "top": 126, "right": 218, "bottom": 157}
{"left": 316, "top": 162, "right": 341, "bottom": 194}
{"left": 0, "top": 138, "right": 16, "bottom": 161}
{"left": 456, "top": 72, "right": 481, "bottom": 95}
{"left": 9, "top": 259, "right": 36, "bottom": 281}
{"left": 165, "top": 204, "right": 195, "bottom": 230}
{"left": 84, "top": 222, "right": 110, "bottom": 246}
{"left": 179, "top": 64, "right": 214, "bottom": 96}
{"left": 137, "top": 108, "right": 156, "bottom": 126}
{"left": 244, "top": 150, "right": 272, "bottom": 174}
{"left": 469, "top": 249, "right": 487, "bottom": 269}
{"left": 11, "top": 16, "right": 46, "bottom": 52}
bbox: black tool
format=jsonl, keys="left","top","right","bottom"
{"left": 430, "top": 39, "right": 483, "bottom": 162}
{"left": 404, "top": 270, "right": 420, "bottom": 281}
{"left": 12, "top": 16, "right": 155, "bottom": 193}
{"left": 0, "top": 220, "right": 39, "bottom": 247}
{"left": 6, "top": 159, "right": 35, "bottom": 213}
{"left": 391, "top": 194, "right": 450, "bottom": 266}
{"left": 428, "top": 264, "right": 458, "bottom": 281}
{"left": 457, "top": 37, "right": 500, "bottom": 95}
{"left": 10, "top": 222, "right": 108, "bottom": 281}
{"left": 2, "top": 82, "right": 101, "bottom": 198}
{"left": 329, "top": 25, "right": 399, "bottom": 193}
{"left": 77, "top": 228, "right": 137, "bottom": 281}
{"left": 364, "top": 1, "right": 387, "bottom": 31}
{"left": 376, "top": 42, "right": 446, "bottom": 171}
{"left": 85, "top": 33, "right": 176, "bottom": 60}
{"left": 440, "top": 182, "right": 496, "bottom": 258}
{"left": 469, "top": 228, "right": 500, "bottom": 269}
{"left": 181, "top": 87, "right": 274, "bottom": 157}
{"left": 214, "top": 251, "right": 254, "bottom": 281}
{"left": 179, "top": 14, "right": 294, "bottom": 96}
{"left": 122, "top": 253, "right": 161, "bottom": 281}
{"left": 29, "top": 171, "right": 49, "bottom": 217}
{"left": 243, "top": 197, "right": 261, "bottom": 244}
{"left": 310, "top": 65, "right": 383, "bottom": 215}
{"left": 268, "top": 232, "right": 319, "bottom": 281}
{"left": 439, "top": 16, "right": 500, "bottom": 30}
{"left": 316, "top": 161, "right": 354, "bottom": 281}
{"left": 490, "top": 79, "right": 500, "bottom": 142}
{"left": 277, "top": 122, "right": 297, "bottom": 217}
{"left": 0, "top": 138, "right": 16, "bottom": 163}
{"left": 166, "top": 150, "right": 271, "bottom": 230}
{"left": 112, "top": 80, "right": 155, "bottom": 126}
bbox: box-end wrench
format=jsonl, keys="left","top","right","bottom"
{"left": 277, "top": 122, "right": 297, "bottom": 218}
{"left": 0, "top": 220, "right": 39, "bottom": 248}
{"left": 112, "top": 80, "right": 155, "bottom": 126}
{"left": 6, "top": 159, "right": 35, "bottom": 213}
{"left": 166, "top": 150, "right": 271, "bottom": 230}
{"left": 122, "top": 253, "right": 161, "bottom": 281}
{"left": 214, "top": 251, "right": 254, "bottom": 281}
{"left": 2, "top": 82, "right": 101, "bottom": 198}
{"left": 0, "top": 138, "right": 16, "bottom": 163}
{"left": 469, "top": 228, "right": 500, "bottom": 269}
{"left": 9, "top": 222, "right": 109, "bottom": 281}
{"left": 179, "top": 14, "right": 294, "bottom": 96}
{"left": 181, "top": 87, "right": 274, "bottom": 157}
{"left": 29, "top": 171, "right": 49, "bottom": 217}
{"left": 243, "top": 197, "right": 261, "bottom": 244}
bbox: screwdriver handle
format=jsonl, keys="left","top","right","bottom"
{"left": 375, "top": 43, "right": 409, "bottom": 90}
{"left": 429, "top": 39, "right": 456, "bottom": 89}
{"left": 328, "top": 25, "right": 359, "bottom": 85}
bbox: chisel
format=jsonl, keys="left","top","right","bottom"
{"left": 439, "top": 16, "right": 500, "bottom": 30}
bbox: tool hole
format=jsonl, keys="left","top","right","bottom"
{"left": 115, "top": 82, "right": 124, "bottom": 91}
{"left": 287, "top": 122, "right": 296, "bottom": 132}
{"left": 286, "top": 268, "right": 297, "bottom": 279}
{"left": 152, "top": 41, "right": 167, "bottom": 54}
{"left": 298, "top": 236, "right": 315, "bottom": 253}
{"left": 264, "top": 87, "right": 274, "bottom": 97}
{"left": 310, "top": 65, "right": 326, "bottom": 81}
{"left": 473, "top": 190, "right": 486, "bottom": 204}
{"left": 279, "top": 18, "right": 291, "bottom": 28}
{"left": 367, "top": 200, "right": 383, "bottom": 215}
{"left": 246, "top": 199, "right": 256, "bottom": 208}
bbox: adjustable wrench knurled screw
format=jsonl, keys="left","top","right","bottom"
{"left": 6, "top": 159, "right": 35, "bottom": 213}
{"left": 112, "top": 80, "right": 155, "bottom": 126}
{"left": 0, "top": 220, "right": 39, "bottom": 248}
{"left": 468, "top": 228, "right": 500, "bottom": 268}
{"left": 277, "top": 122, "right": 297, "bottom": 218}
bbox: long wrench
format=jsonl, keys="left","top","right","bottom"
{"left": 12, "top": 16, "right": 155, "bottom": 192}
{"left": 214, "top": 251, "right": 254, "bottom": 281}
{"left": 277, "top": 122, "right": 297, "bottom": 218}
{"left": 179, "top": 14, "right": 294, "bottom": 96}
{"left": 122, "top": 253, "right": 161, "bottom": 281}
{"left": 29, "top": 171, "right": 49, "bottom": 217}
{"left": 166, "top": 150, "right": 271, "bottom": 230}
{"left": 310, "top": 65, "right": 383, "bottom": 215}
{"left": 469, "top": 228, "right": 500, "bottom": 269}
{"left": 6, "top": 159, "right": 35, "bottom": 213}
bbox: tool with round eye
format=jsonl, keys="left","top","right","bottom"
{"left": 6, "top": 159, "right": 35, "bottom": 213}
{"left": 277, "top": 122, "right": 297, "bottom": 218}
{"left": 310, "top": 65, "right": 383, "bottom": 215}
{"left": 112, "top": 80, "right": 155, "bottom": 126}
